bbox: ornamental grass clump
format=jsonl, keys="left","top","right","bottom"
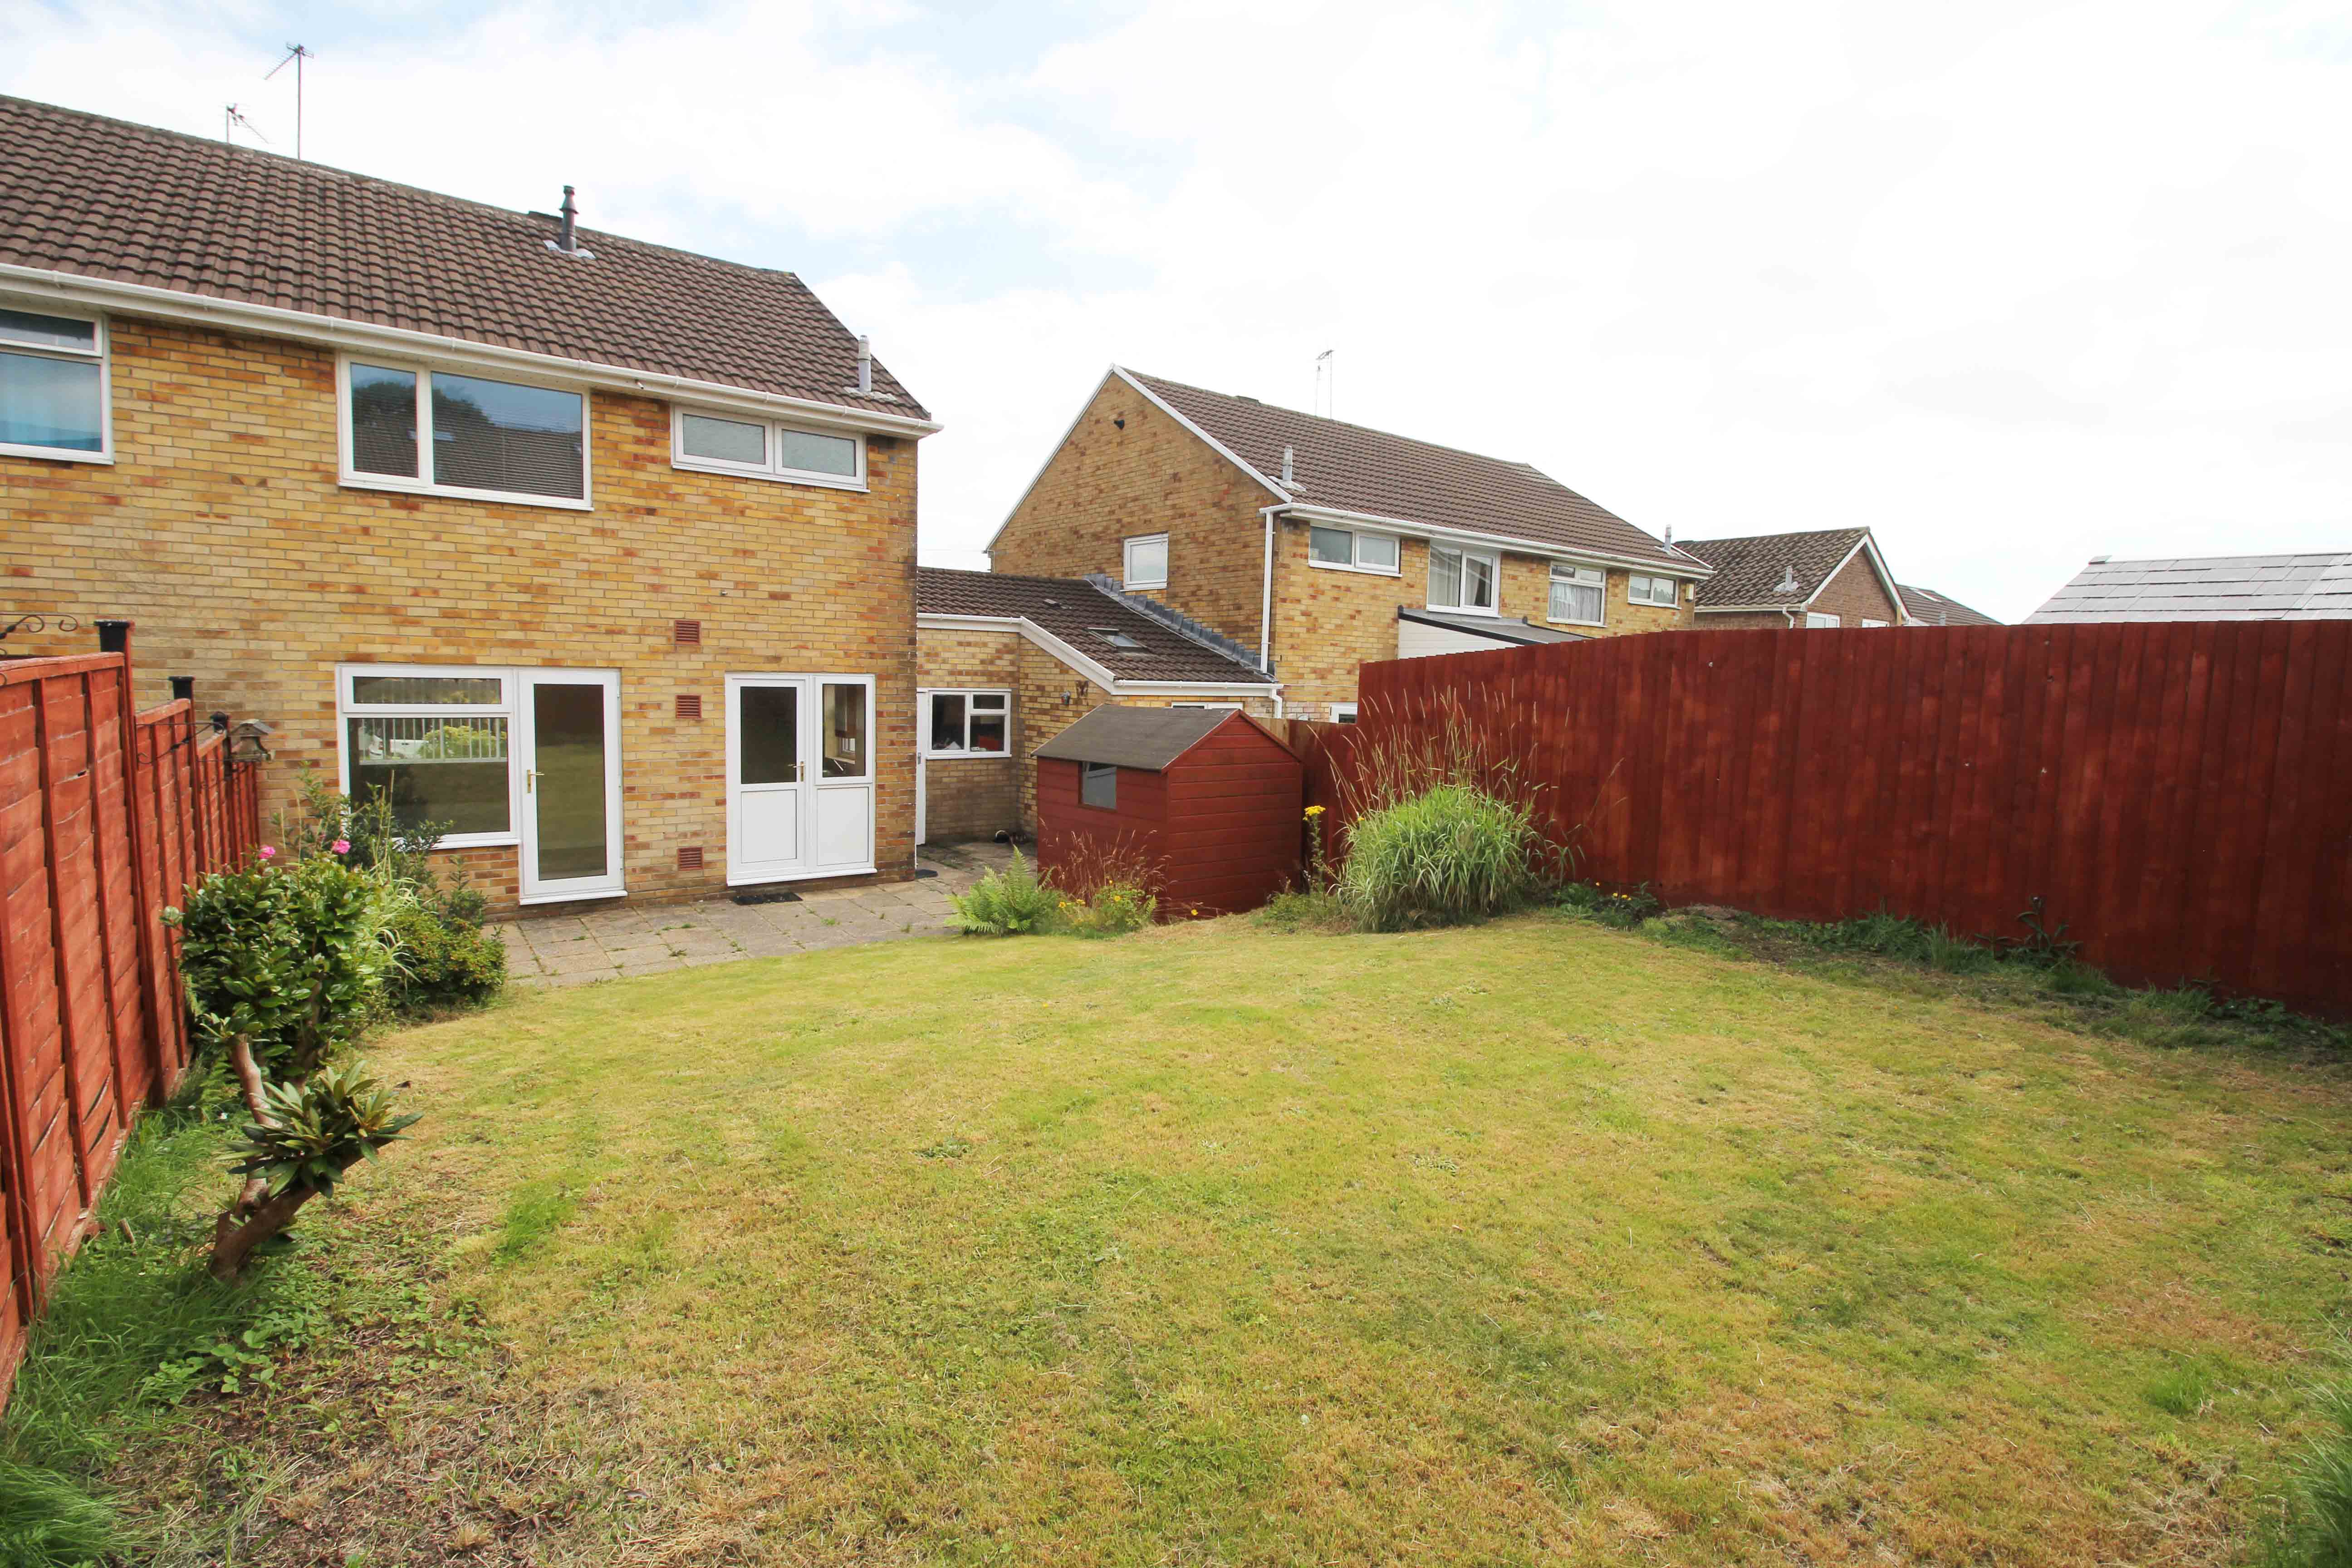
{"left": 1336, "top": 783, "right": 1544, "bottom": 932}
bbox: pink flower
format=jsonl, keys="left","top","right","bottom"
{"left": 258, "top": 845, "right": 276, "bottom": 861}
{"left": 331, "top": 839, "right": 351, "bottom": 855}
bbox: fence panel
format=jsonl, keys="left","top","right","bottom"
{"left": 0, "top": 644, "right": 260, "bottom": 1404}
{"left": 1321, "top": 622, "right": 2352, "bottom": 1019}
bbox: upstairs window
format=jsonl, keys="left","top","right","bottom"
{"left": 1806, "top": 612, "right": 1841, "bottom": 628}
{"left": 1307, "top": 525, "right": 1400, "bottom": 574}
{"left": 1429, "top": 545, "right": 1498, "bottom": 613}
{"left": 0, "top": 305, "right": 108, "bottom": 461}
{"left": 1628, "top": 574, "right": 1680, "bottom": 608}
{"left": 673, "top": 407, "right": 865, "bottom": 489}
{"left": 342, "top": 358, "right": 587, "bottom": 506}
{"left": 1123, "top": 534, "right": 1169, "bottom": 590}
{"left": 1549, "top": 564, "right": 1604, "bottom": 626}
{"left": 927, "top": 690, "right": 1010, "bottom": 756}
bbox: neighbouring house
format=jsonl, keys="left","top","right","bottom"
{"left": 915, "top": 567, "right": 1277, "bottom": 840}
{"left": 0, "top": 95, "right": 937, "bottom": 912}
{"left": 1677, "top": 528, "right": 1909, "bottom": 629}
{"left": 2025, "top": 554, "right": 2352, "bottom": 622}
{"left": 985, "top": 367, "right": 1709, "bottom": 721}
{"left": 1897, "top": 584, "right": 2002, "bottom": 627}
{"left": 1033, "top": 706, "right": 1302, "bottom": 916}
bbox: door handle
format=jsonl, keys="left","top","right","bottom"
{"left": 525, "top": 769, "right": 536, "bottom": 794}
{"left": 797, "top": 759, "right": 806, "bottom": 783}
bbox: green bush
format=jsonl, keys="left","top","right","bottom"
{"left": 1054, "top": 882, "right": 1156, "bottom": 937}
{"left": 385, "top": 898, "right": 506, "bottom": 1014}
{"left": 1336, "top": 784, "right": 1542, "bottom": 932}
{"left": 949, "top": 853, "right": 1058, "bottom": 936}
{"left": 1256, "top": 887, "right": 1354, "bottom": 934}
{"left": 1553, "top": 881, "right": 1662, "bottom": 929}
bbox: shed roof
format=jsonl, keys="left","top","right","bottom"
{"left": 2024, "top": 554, "right": 2352, "bottom": 622}
{"left": 0, "top": 93, "right": 925, "bottom": 420}
{"left": 1034, "top": 706, "right": 1257, "bottom": 771}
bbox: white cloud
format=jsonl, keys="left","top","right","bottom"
{"left": 5, "top": 0, "right": 2349, "bottom": 618}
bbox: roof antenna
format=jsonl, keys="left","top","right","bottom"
{"left": 223, "top": 103, "right": 270, "bottom": 148}
{"left": 1314, "top": 349, "right": 1334, "bottom": 417}
{"left": 265, "top": 44, "right": 312, "bottom": 160}
{"left": 1776, "top": 564, "right": 1801, "bottom": 594}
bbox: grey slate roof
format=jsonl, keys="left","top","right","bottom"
{"left": 1897, "top": 584, "right": 2001, "bottom": 627}
{"left": 1033, "top": 706, "right": 1240, "bottom": 771}
{"left": 916, "top": 568, "right": 1271, "bottom": 684}
{"left": 1122, "top": 370, "right": 1692, "bottom": 570}
{"left": 2025, "top": 554, "right": 2352, "bottom": 623}
{"left": 1397, "top": 608, "right": 1588, "bottom": 645}
{"left": 0, "top": 94, "right": 925, "bottom": 419}
{"left": 1677, "top": 528, "right": 1875, "bottom": 610}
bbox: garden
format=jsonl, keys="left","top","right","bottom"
{"left": 2, "top": 771, "right": 2350, "bottom": 1566}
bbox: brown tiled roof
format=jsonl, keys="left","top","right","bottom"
{"left": 1122, "top": 370, "right": 1691, "bottom": 570}
{"left": 1677, "top": 528, "right": 1875, "bottom": 609}
{"left": 917, "top": 568, "right": 1271, "bottom": 684}
{"left": 0, "top": 95, "right": 925, "bottom": 419}
{"left": 1898, "top": 584, "right": 2002, "bottom": 627}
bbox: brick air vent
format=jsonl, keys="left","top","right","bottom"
{"left": 675, "top": 693, "right": 702, "bottom": 720}
{"left": 672, "top": 619, "right": 701, "bottom": 647}
{"left": 677, "top": 846, "right": 705, "bottom": 872}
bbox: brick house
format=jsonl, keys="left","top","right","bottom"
{"left": 986, "top": 367, "right": 1709, "bottom": 721}
{"left": 1897, "top": 584, "right": 2002, "bottom": 627}
{"left": 915, "top": 568, "right": 1274, "bottom": 840}
{"left": 0, "top": 95, "right": 937, "bottom": 911}
{"left": 1677, "top": 528, "right": 1911, "bottom": 630}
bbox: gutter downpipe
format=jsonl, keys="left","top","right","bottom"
{"left": 1259, "top": 504, "right": 1284, "bottom": 718}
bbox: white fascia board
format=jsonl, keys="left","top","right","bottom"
{"left": 1110, "top": 366, "right": 1294, "bottom": 505}
{"left": 1282, "top": 502, "right": 1714, "bottom": 580}
{"left": 916, "top": 612, "right": 1273, "bottom": 694}
{"left": 1852, "top": 534, "right": 1914, "bottom": 624}
{"left": 1112, "top": 680, "right": 1283, "bottom": 695}
{"left": 1695, "top": 604, "right": 1803, "bottom": 616}
{"left": 981, "top": 368, "right": 1123, "bottom": 557}
{"left": 0, "top": 264, "right": 942, "bottom": 440}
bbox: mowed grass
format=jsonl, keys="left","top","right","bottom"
{"left": 363, "top": 913, "right": 2352, "bottom": 1564}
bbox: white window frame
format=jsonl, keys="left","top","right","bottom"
{"left": 0, "top": 300, "right": 112, "bottom": 465}
{"left": 1806, "top": 612, "right": 1842, "bottom": 628}
{"left": 1331, "top": 702, "right": 1360, "bottom": 724}
{"left": 1627, "top": 573, "right": 1681, "bottom": 608}
{"left": 1428, "top": 544, "right": 1501, "bottom": 615}
{"left": 1169, "top": 701, "right": 1243, "bottom": 711}
{"left": 337, "top": 354, "right": 592, "bottom": 510}
{"left": 1123, "top": 533, "right": 1169, "bottom": 590}
{"left": 1306, "top": 524, "right": 1401, "bottom": 576}
{"left": 670, "top": 405, "right": 867, "bottom": 492}
{"left": 334, "top": 664, "right": 524, "bottom": 849}
{"left": 1548, "top": 563, "right": 1606, "bottom": 627}
{"left": 1862, "top": 617, "right": 1890, "bottom": 628}
{"left": 923, "top": 687, "right": 1013, "bottom": 758}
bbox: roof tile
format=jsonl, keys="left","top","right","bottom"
{"left": 918, "top": 568, "right": 1270, "bottom": 684}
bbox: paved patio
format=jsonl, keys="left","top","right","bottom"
{"left": 490, "top": 841, "right": 1019, "bottom": 988}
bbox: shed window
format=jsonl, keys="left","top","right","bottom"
{"left": 1081, "top": 762, "right": 1117, "bottom": 810}
{"left": 0, "top": 305, "right": 108, "bottom": 461}
{"left": 1123, "top": 534, "right": 1169, "bottom": 589}
{"left": 1429, "top": 545, "right": 1497, "bottom": 612}
{"left": 1628, "top": 574, "right": 1680, "bottom": 607}
{"left": 341, "top": 357, "right": 587, "bottom": 506}
{"left": 927, "top": 689, "right": 1009, "bottom": 756}
{"left": 1549, "top": 564, "right": 1604, "bottom": 625}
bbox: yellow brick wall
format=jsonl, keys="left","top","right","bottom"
{"left": 0, "top": 314, "right": 920, "bottom": 912}
{"left": 916, "top": 626, "right": 1021, "bottom": 842}
{"left": 1696, "top": 552, "right": 1902, "bottom": 631}
{"left": 1269, "top": 522, "right": 1693, "bottom": 717}
{"left": 989, "top": 375, "right": 1273, "bottom": 651}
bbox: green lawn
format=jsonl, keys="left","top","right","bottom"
{"left": 267, "top": 910, "right": 2348, "bottom": 1565}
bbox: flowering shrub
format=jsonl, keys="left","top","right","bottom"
{"left": 1553, "top": 881, "right": 1664, "bottom": 930}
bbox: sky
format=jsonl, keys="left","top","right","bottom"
{"left": 5, "top": 0, "right": 2349, "bottom": 622}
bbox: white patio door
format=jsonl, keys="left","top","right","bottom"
{"left": 727, "top": 674, "right": 875, "bottom": 884}
{"left": 517, "top": 670, "right": 624, "bottom": 904}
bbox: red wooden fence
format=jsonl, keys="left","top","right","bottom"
{"left": 0, "top": 633, "right": 261, "bottom": 1402}
{"left": 1306, "top": 622, "right": 2352, "bottom": 1019}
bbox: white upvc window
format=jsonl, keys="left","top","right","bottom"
{"left": 1549, "top": 564, "right": 1605, "bottom": 626}
{"left": 1862, "top": 617, "right": 1890, "bottom": 628}
{"left": 339, "top": 356, "right": 589, "bottom": 508}
{"left": 1307, "top": 524, "right": 1401, "bottom": 575}
{"left": 926, "top": 689, "right": 1011, "bottom": 756}
{"left": 336, "top": 666, "right": 521, "bottom": 848}
{"left": 1331, "top": 702, "right": 1360, "bottom": 724}
{"left": 1123, "top": 533, "right": 1169, "bottom": 589}
{"left": 1628, "top": 573, "right": 1680, "bottom": 608}
{"left": 1429, "top": 544, "right": 1499, "bottom": 613}
{"left": 1169, "top": 701, "right": 1242, "bottom": 711}
{"left": 0, "top": 303, "right": 110, "bottom": 463}
{"left": 1806, "top": 612, "right": 1841, "bottom": 628}
{"left": 671, "top": 407, "right": 866, "bottom": 490}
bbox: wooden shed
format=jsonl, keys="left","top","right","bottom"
{"left": 1034, "top": 707, "right": 1303, "bottom": 916}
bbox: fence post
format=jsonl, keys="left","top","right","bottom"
{"left": 96, "top": 623, "right": 168, "bottom": 1107}
{"left": 77, "top": 670, "right": 135, "bottom": 1148}
{"left": 27, "top": 678, "right": 96, "bottom": 1216}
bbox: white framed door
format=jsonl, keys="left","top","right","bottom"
{"left": 517, "top": 670, "right": 624, "bottom": 904}
{"left": 726, "top": 673, "right": 876, "bottom": 885}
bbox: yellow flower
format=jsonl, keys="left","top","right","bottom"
{"left": 1304, "top": 804, "right": 1327, "bottom": 818}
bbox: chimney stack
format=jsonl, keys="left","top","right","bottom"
{"left": 856, "top": 335, "right": 873, "bottom": 395}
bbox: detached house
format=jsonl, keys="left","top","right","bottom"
{"left": 986, "top": 368, "right": 1709, "bottom": 721}
{"left": 0, "top": 95, "right": 936, "bottom": 910}
{"left": 1677, "top": 528, "right": 1910, "bottom": 629}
